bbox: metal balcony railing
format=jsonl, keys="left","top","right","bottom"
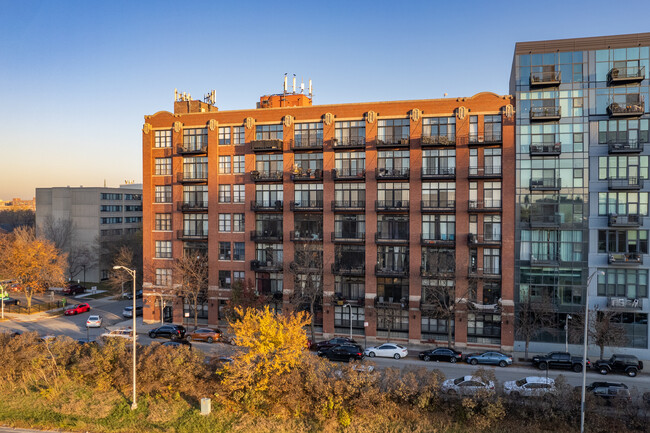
{"left": 375, "top": 265, "right": 409, "bottom": 277}
{"left": 250, "top": 259, "right": 283, "bottom": 271}
{"left": 331, "top": 263, "right": 365, "bottom": 275}
{"left": 177, "top": 172, "right": 207, "bottom": 183}
{"left": 421, "top": 135, "right": 456, "bottom": 146}
{"left": 608, "top": 97, "right": 645, "bottom": 117}
{"left": 608, "top": 252, "right": 643, "bottom": 265}
{"left": 420, "top": 266, "right": 455, "bottom": 278}
{"left": 250, "top": 230, "right": 283, "bottom": 242}
{"left": 289, "top": 231, "right": 322, "bottom": 242}
{"left": 331, "top": 200, "right": 365, "bottom": 211}
{"left": 529, "top": 178, "right": 561, "bottom": 191}
{"left": 530, "top": 71, "right": 561, "bottom": 87}
{"left": 251, "top": 139, "right": 283, "bottom": 152}
{"left": 176, "top": 144, "right": 207, "bottom": 155}
{"left": 332, "top": 168, "right": 366, "bottom": 180}
{"left": 374, "top": 296, "right": 408, "bottom": 309}
{"left": 290, "top": 200, "right": 324, "bottom": 211}
{"left": 332, "top": 137, "right": 366, "bottom": 149}
{"left": 420, "top": 234, "right": 455, "bottom": 246}
{"left": 250, "top": 200, "right": 283, "bottom": 211}
{"left": 176, "top": 230, "right": 208, "bottom": 241}
{"left": 467, "top": 233, "right": 501, "bottom": 245}
{"left": 529, "top": 214, "right": 561, "bottom": 228}
{"left": 376, "top": 137, "right": 410, "bottom": 147}
{"left": 290, "top": 169, "right": 323, "bottom": 181}
{"left": 530, "top": 106, "right": 561, "bottom": 121}
{"left": 608, "top": 66, "right": 646, "bottom": 85}
{"left": 468, "top": 266, "right": 502, "bottom": 278}
{"left": 608, "top": 139, "right": 644, "bottom": 154}
{"left": 530, "top": 143, "right": 561, "bottom": 156}
{"left": 422, "top": 167, "right": 455, "bottom": 179}
{"left": 608, "top": 214, "right": 642, "bottom": 227}
{"left": 251, "top": 170, "right": 283, "bottom": 181}
{"left": 421, "top": 200, "right": 455, "bottom": 211}
{"left": 290, "top": 137, "right": 323, "bottom": 150}
{"left": 468, "top": 200, "right": 502, "bottom": 211}
{"left": 530, "top": 254, "right": 560, "bottom": 267}
{"left": 177, "top": 201, "right": 208, "bottom": 212}
{"left": 608, "top": 177, "right": 643, "bottom": 190}
{"left": 375, "top": 232, "right": 409, "bottom": 243}
{"left": 331, "top": 231, "right": 365, "bottom": 243}
{"left": 375, "top": 167, "right": 410, "bottom": 180}
{"left": 376, "top": 200, "right": 410, "bottom": 211}
{"left": 468, "top": 166, "right": 502, "bottom": 178}
{"left": 468, "top": 133, "right": 502, "bottom": 145}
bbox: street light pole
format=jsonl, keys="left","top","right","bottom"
{"left": 343, "top": 304, "right": 352, "bottom": 339}
{"left": 565, "top": 314, "right": 572, "bottom": 352}
{"left": 113, "top": 265, "right": 137, "bottom": 410}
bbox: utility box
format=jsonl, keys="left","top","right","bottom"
{"left": 200, "top": 398, "right": 211, "bottom": 415}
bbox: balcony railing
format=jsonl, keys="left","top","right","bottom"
{"left": 177, "top": 201, "right": 208, "bottom": 212}
{"left": 290, "top": 169, "right": 323, "bottom": 181}
{"left": 608, "top": 297, "right": 643, "bottom": 310}
{"left": 468, "top": 133, "right": 502, "bottom": 145}
{"left": 529, "top": 178, "right": 561, "bottom": 191}
{"left": 251, "top": 139, "right": 283, "bottom": 152}
{"left": 289, "top": 231, "right": 322, "bottom": 242}
{"left": 421, "top": 266, "right": 455, "bottom": 278}
{"left": 530, "top": 254, "right": 560, "bottom": 267}
{"left": 376, "top": 200, "right": 409, "bottom": 211}
{"left": 177, "top": 172, "right": 207, "bottom": 183}
{"left": 375, "top": 167, "right": 410, "bottom": 180}
{"left": 608, "top": 177, "right": 643, "bottom": 190}
{"left": 250, "top": 200, "right": 283, "bottom": 211}
{"left": 331, "top": 263, "right": 365, "bottom": 276}
{"left": 331, "top": 232, "right": 365, "bottom": 243}
{"left": 608, "top": 66, "right": 645, "bottom": 85}
{"left": 421, "top": 200, "right": 455, "bottom": 212}
{"left": 250, "top": 259, "right": 283, "bottom": 272}
{"left": 468, "top": 166, "right": 502, "bottom": 178}
{"left": 332, "top": 296, "right": 365, "bottom": 307}
{"left": 421, "top": 235, "right": 455, "bottom": 246}
{"left": 376, "top": 232, "right": 409, "bottom": 243}
{"left": 530, "top": 143, "right": 561, "bottom": 156}
{"left": 608, "top": 252, "right": 643, "bottom": 265}
{"left": 176, "top": 230, "right": 208, "bottom": 241}
{"left": 250, "top": 230, "right": 283, "bottom": 242}
{"left": 468, "top": 200, "right": 502, "bottom": 211}
{"left": 530, "top": 71, "right": 561, "bottom": 87}
{"left": 530, "top": 106, "right": 561, "bottom": 121}
{"left": 331, "top": 200, "right": 365, "bottom": 211}
{"left": 467, "top": 233, "right": 501, "bottom": 245}
{"left": 468, "top": 266, "right": 501, "bottom": 278}
{"left": 332, "top": 168, "right": 366, "bottom": 180}
{"left": 332, "top": 137, "right": 366, "bottom": 149}
{"left": 290, "top": 137, "right": 323, "bottom": 150}
{"left": 422, "top": 167, "right": 455, "bottom": 179}
{"left": 529, "top": 214, "right": 561, "bottom": 228}
{"left": 290, "top": 200, "right": 323, "bottom": 211}
{"left": 608, "top": 214, "right": 643, "bottom": 227}
{"left": 608, "top": 98, "right": 645, "bottom": 117}
{"left": 374, "top": 296, "right": 408, "bottom": 309}
{"left": 608, "top": 140, "right": 644, "bottom": 154}
{"left": 251, "top": 170, "right": 283, "bottom": 182}
{"left": 375, "top": 265, "right": 409, "bottom": 277}
{"left": 421, "top": 135, "right": 456, "bottom": 147}
{"left": 176, "top": 144, "right": 207, "bottom": 155}
{"left": 376, "top": 137, "right": 410, "bottom": 147}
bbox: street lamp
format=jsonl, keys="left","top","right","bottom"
{"left": 580, "top": 270, "right": 604, "bottom": 433}
{"left": 113, "top": 265, "right": 138, "bottom": 410}
{"left": 343, "top": 303, "right": 352, "bottom": 339}
{"left": 565, "top": 314, "right": 572, "bottom": 352}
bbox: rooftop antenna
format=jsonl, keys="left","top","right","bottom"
{"left": 300, "top": 78, "right": 304, "bottom": 94}
{"left": 308, "top": 79, "right": 312, "bottom": 98}
{"left": 292, "top": 74, "right": 296, "bottom": 94}
{"left": 174, "top": 88, "right": 178, "bottom": 101}
{"left": 283, "top": 73, "right": 288, "bottom": 94}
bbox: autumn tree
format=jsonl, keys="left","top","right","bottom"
{"left": 172, "top": 253, "right": 208, "bottom": 329}
{"left": 570, "top": 308, "right": 627, "bottom": 359}
{"left": 222, "top": 278, "right": 268, "bottom": 322}
{"left": 0, "top": 227, "right": 67, "bottom": 310}
{"left": 515, "top": 292, "right": 556, "bottom": 359}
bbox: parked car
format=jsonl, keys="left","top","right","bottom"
{"left": 64, "top": 303, "right": 91, "bottom": 316}
{"left": 442, "top": 375, "right": 495, "bottom": 396}
{"left": 162, "top": 340, "right": 192, "bottom": 349}
{"left": 311, "top": 337, "right": 358, "bottom": 352}
{"left": 419, "top": 347, "right": 462, "bottom": 363}
{"left": 0, "top": 297, "right": 19, "bottom": 306}
{"left": 100, "top": 329, "right": 135, "bottom": 340}
{"left": 62, "top": 283, "right": 86, "bottom": 296}
{"left": 593, "top": 354, "right": 643, "bottom": 377}
{"left": 318, "top": 344, "right": 365, "bottom": 362}
{"left": 148, "top": 324, "right": 186, "bottom": 340}
{"left": 585, "top": 382, "right": 631, "bottom": 403}
{"left": 465, "top": 351, "right": 513, "bottom": 367}
{"left": 364, "top": 343, "right": 408, "bottom": 359}
{"left": 122, "top": 305, "right": 143, "bottom": 318}
{"left": 121, "top": 289, "right": 143, "bottom": 300}
{"left": 86, "top": 315, "right": 103, "bottom": 328}
{"left": 186, "top": 328, "right": 222, "bottom": 343}
{"left": 503, "top": 376, "right": 556, "bottom": 397}
{"left": 531, "top": 351, "right": 590, "bottom": 372}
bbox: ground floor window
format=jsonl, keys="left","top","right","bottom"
{"left": 377, "top": 308, "right": 409, "bottom": 339}
{"left": 467, "top": 313, "right": 501, "bottom": 345}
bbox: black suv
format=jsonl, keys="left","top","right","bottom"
{"left": 149, "top": 325, "right": 186, "bottom": 340}
{"left": 318, "top": 344, "right": 364, "bottom": 362}
{"left": 311, "top": 337, "right": 358, "bottom": 352}
{"left": 593, "top": 354, "right": 643, "bottom": 377}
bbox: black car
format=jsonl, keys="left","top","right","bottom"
{"left": 122, "top": 289, "right": 143, "bottom": 300}
{"left": 1, "top": 297, "right": 19, "bottom": 306}
{"left": 318, "top": 344, "right": 364, "bottom": 362}
{"left": 585, "top": 382, "right": 631, "bottom": 403}
{"left": 311, "top": 337, "right": 358, "bottom": 352}
{"left": 63, "top": 284, "right": 86, "bottom": 296}
{"left": 148, "top": 324, "right": 186, "bottom": 340}
{"left": 419, "top": 347, "right": 463, "bottom": 363}
{"left": 593, "top": 354, "right": 643, "bottom": 377}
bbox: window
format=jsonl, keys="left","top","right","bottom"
{"left": 377, "top": 246, "right": 409, "bottom": 272}
{"left": 294, "top": 122, "right": 323, "bottom": 147}
{"left": 155, "top": 240, "right": 172, "bottom": 258}
{"left": 233, "top": 126, "right": 245, "bottom": 145}
{"left": 377, "top": 307, "right": 409, "bottom": 334}
{"left": 100, "top": 217, "right": 122, "bottom": 224}
{"left": 335, "top": 276, "right": 365, "bottom": 300}
{"left": 219, "top": 242, "right": 231, "bottom": 260}
{"left": 377, "top": 215, "right": 409, "bottom": 241}
{"left": 422, "top": 182, "right": 455, "bottom": 208}
{"left": 183, "top": 128, "right": 207, "bottom": 152}
{"left": 467, "top": 313, "right": 501, "bottom": 344}
{"left": 155, "top": 269, "right": 172, "bottom": 286}
{"left": 377, "top": 182, "right": 409, "bottom": 205}
{"left": 376, "top": 277, "right": 409, "bottom": 301}
{"left": 154, "top": 185, "right": 172, "bottom": 203}
{"left": 125, "top": 216, "right": 142, "bottom": 223}
{"left": 377, "top": 150, "right": 409, "bottom": 175}
{"left": 255, "top": 243, "right": 283, "bottom": 264}
{"left": 598, "top": 230, "right": 649, "bottom": 254}
{"left": 219, "top": 185, "right": 231, "bottom": 203}
{"left": 183, "top": 185, "right": 208, "bottom": 207}
{"left": 334, "top": 244, "right": 365, "bottom": 270}
{"left": 334, "top": 183, "right": 365, "bottom": 206}
{"left": 520, "top": 230, "right": 584, "bottom": 263}
{"left": 334, "top": 151, "right": 365, "bottom": 176}
{"left": 125, "top": 205, "right": 142, "bottom": 212}
{"left": 598, "top": 156, "right": 649, "bottom": 180}
{"left": 335, "top": 121, "right": 365, "bottom": 146}
{"left": 484, "top": 215, "right": 502, "bottom": 241}
{"left": 294, "top": 184, "right": 323, "bottom": 206}
{"left": 377, "top": 119, "right": 409, "bottom": 144}
{"left": 101, "top": 193, "right": 122, "bottom": 200}
{"left": 422, "top": 117, "right": 455, "bottom": 144}
{"left": 423, "top": 149, "right": 455, "bottom": 176}
{"left": 294, "top": 153, "right": 323, "bottom": 173}
{"left": 183, "top": 214, "right": 208, "bottom": 236}
{"left": 256, "top": 154, "right": 283, "bottom": 174}
{"left": 233, "top": 155, "right": 245, "bottom": 174}
{"left": 233, "top": 213, "right": 245, "bottom": 232}
{"left": 483, "top": 115, "right": 502, "bottom": 142}
{"left": 183, "top": 156, "right": 208, "bottom": 180}
{"left": 334, "top": 305, "right": 365, "bottom": 328}
{"left": 484, "top": 248, "right": 500, "bottom": 275}
{"left": 100, "top": 205, "right": 122, "bottom": 212}
{"left": 484, "top": 182, "right": 502, "bottom": 208}
{"left": 256, "top": 272, "right": 283, "bottom": 296}
{"left": 233, "top": 242, "right": 245, "bottom": 261}
{"left": 219, "top": 156, "right": 231, "bottom": 174}
{"left": 294, "top": 214, "right": 323, "bottom": 239}
{"left": 233, "top": 184, "right": 245, "bottom": 203}
{"left": 484, "top": 148, "right": 502, "bottom": 175}
{"left": 219, "top": 214, "right": 231, "bottom": 232}
{"left": 598, "top": 119, "right": 649, "bottom": 145}
{"left": 334, "top": 214, "right": 365, "bottom": 239}
{"left": 598, "top": 192, "right": 649, "bottom": 216}
{"left": 218, "top": 126, "right": 231, "bottom": 145}
{"left": 256, "top": 124, "right": 283, "bottom": 140}
{"left": 155, "top": 213, "right": 171, "bottom": 231}
{"left": 125, "top": 194, "right": 141, "bottom": 201}
{"left": 219, "top": 270, "right": 231, "bottom": 289}
{"left": 154, "top": 130, "right": 172, "bottom": 148}
{"left": 255, "top": 184, "right": 283, "bottom": 207}
{"left": 155, "top": 157, "right": 172, "bottom": 175}
{"left": 422, "top": 215, "right": 455, "bottom": 241}
{"left": 233, "top": 271, "right": 245, "bottom": 282}
{"left": 597, "top": 268, "right": 648, "bottom": 298}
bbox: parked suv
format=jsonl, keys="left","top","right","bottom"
{"left": 585, "top": 382, "right": 631, "bottom": 403}
{"left": 318, "top": 344, "right": 364, "bottom": 362}
{"left": 311, "top": 337, "right": 358, "bottom": 352}
{"left": 531, "top": 352, "right": 590, "bottom": 372}
{"left": 148, "top": 324, "right": 186, "bottom": 340}
{"left": 62, "top": 283, "right": 86, "bottom": 296}
{"left": 593, "top": 354, "right": 643, "bottom": 377}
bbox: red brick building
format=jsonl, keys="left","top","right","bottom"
{"left": 142, "top": 90, "right": 516, "bottom": 351}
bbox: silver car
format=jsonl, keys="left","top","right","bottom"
{"left": 86, "top": 315, "right": 103, "bottom": 328}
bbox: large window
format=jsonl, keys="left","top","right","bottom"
{"left": 520, "top": 230, "right": 583, "bottom": 262}
{"left": 334, "top": 151, "right": 365, "bottom": 176}
{"left": 377, "top": 182, "right": 409, "bottom": 206}
{"left": 256, "top": 124, "right": 283, "bottom": 140}
{"left": 183, "top": 185, "right": 207, "bottom": 207}
{"left": 218, "top": 214, "right": 231, "bottom": 232}
{"left": 218, "top": 127, "right": 231, "bottom": 145}
{"left": 376, "top": 277, "right": 409, "bottom": 302}
{"left": 294, "top": 153, "right": 323, "bottom": 173}
{"left": 183, "top": 214, "right": 208, "bottom": 236}
{"left": 183, "top": 156, "right": 208, "bottom": 179}
{"left": 598, "top": 119, "right": 649, "bottom": 145}
{"left": 422, "top": 182, "right": 455, "bottom": 208}
{"left": 484, "top": 148, "right": 502, "bottom": 175}
{"left": 294, "top": 183, "right": 323, "bottom": 206}
{"left": 483, "top": 115, "right": 502, "bottom": 142}
{"left": 598, "top": 230, "right": 649, "bottom": 254}
{"left": 218, "top": 185, "right": 231, "bottom": 203}
{"left": 255, "top": 184, "right": 283, "bottom": 206}
{"left": 256, "top": 272, "right": 283, "bottom": 296}
{"left": 154, "top": 186, "right": 171, "bottom": 203}
{"left": 155, "top": 213, "right": 171, "bottom": 231}
{"left": 377, "top": 119, "right": 409, "bottom": 144}
{"left": 422, "top": 117, "right": 455, "bottom": 143}
{"left": 219, "top": 242, "right": 231, "bottom": 260}
{"left": 155, "top": 158, "right": 172, "bottom": 176}
{"left": 484, "top": 182, "right": 502, "bottom": 208}
{"left": 219, "top": 156, "right": 231, "bottom": 174}
{"left": 233, "top": 213, "right": 245, "bottom": 232}
{"left": 422, "top": 215, "right": 455, "bottom": 241}
{"left": 598, "top": 156, "right": 649, "bottom": 180}
{"left": 335, "top": 121, "right": 365, "bottom": 146}
{"left": 467, "top": 313, "right": 501, "bottom": 345}
{"left": 377, "top": 150, "right": 409, "bottom": 174}
{"left": 183, "top": 128, "right": 208, "bottom": 151}
{"left": 334, "top": 245, "right": 365, "bottom": 270}
{"left": 155, "top": 269, "right": 172, "bottom": 286}
{"left": 335, "top": 276, "right": 365, "bottom": 300}
{"left": 233, "top": 155, "right": 245, "bottom": 174}
{"left": 423, "top": 149, "right": 455, "bottom": 176}
{"left": 233, "top": 242, "right": 245, "bottom": 261}
{"left": 484, "top": 215, "right": 502, "bottom": 241}
{"left": 154, "top": 130, "right": 172, "bottom": 148}
{"left": 597, "top": 268, "right": 648, "bottom": 298}
{"left": 377, "top": 246, "right": 409, "bottom": 272}
{"left": 294, "top": 122, "right": 323, "bottom": 147}
{"left": 256, "top": 154, "right": 283, "bottom": 173}
{"left": 155, "top": 241, "right": 172, "bottom": 258}
{"left": 334, "top": 214, "right": 365, "bottom": 239}
{"left": 233, "top": 184, "right": 245, "bottom": 203}
{"left": 256, "top": 214, "right": 282, "bottom": 237}
{"left": 294, "top": 214, "right": 323, "bottom": 240}
{"left": 484, "top": 248, "right": 500, "bottom": 275}
{"left": 598, "top": 192, "right": 649, "bottom": 216}
{"left": 255, "top": 243, "right": 283, "bottom": 265}
{"left": 334, "top": 183, "right": 365, "bottom": 206}
{"left": 334, "top": 305, "right": 365, "bottom": 329}
{"left": 377, "top": 215, "right": 409, "bottom": 241}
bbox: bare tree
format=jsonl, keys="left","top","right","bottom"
{"left": 108, "top": 246, "right": 135, "bottom": 296}
{"left": 171, "top": 253, "right": 208, "bottom": 330}
{"left": 67, "top": 245, "right": 94, "bottom": 282}
{"left": 96, "top": 230, "right": 143, "bottom": 288}
{"left": 39, "top": 216, "right": 75, "bottom": 252}
{"left": 515, "top": 293, "right": 557, "bottom": 360}
{"left": 223, "top": 278, "right": 269, "bottom": 322}
{"left": 0, "top": 209, "right": 35, "bottom": 229}
{"left": 570, "top": 308, "right": 628, "bottom": 359}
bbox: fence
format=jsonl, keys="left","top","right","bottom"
{"left": 2, "top": 300, "right": 64, "bottom": 314}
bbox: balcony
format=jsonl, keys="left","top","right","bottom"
{"left": 420, "top": 235, "right": 455, "bottom": 247}
{"left": 332, "top": 168, "right": 366, "bottom": 181}
{"left": 290, "top": 137, "right": 323, "bottom": 151}
{"left": 608, "top": 252, "right": 643, "bottom": 265}
{"left": 529, "top": 214, "right": 561, "bottom": 228}
{"left": 290, "top": 200, "right": 323, "bottom": 211}
{"left": 607, "top": 66, "right": 645, "bottom": 86}
{"left": 332, "top": 295, "right": 365, "bottom": 307}
{"left": 176, "top": 230, "right": 208, "bottom": 241}
{"left": 250, "top": 259, "right": 283, "bottom": 272}
{"left": 608, "top": 297, "right": 643, "bottom": 310}
{"left": 331, "top": 231, "right": 365, "bottom": 243}
{"left": 376, "top": 233, "right": 409, "bottom": 244}
{"left": 331, "top": 263, "right": 365, "bottom": 276}
{"left": 259, "top": 290, "right": 284, "bottom": 301}
{"left": 250, "top": 230, "right": 283, "bottom": 242}
{"left": 422, "top": 167, "right": 455, "bottom": 179}
{"left": 421, "top": 266, "right": 455, "bottom": 278}
{"left": 374, "top": 296, "right": 408, "bottom": 309}
{"left": 421, "top": 135, "right": 456, "bottom": 147}
{"left": 468, "top": 166, "right": 502, "bottom": 178}
{"left": 251, "top": 139, "right": 283, "bottom": 152}
{"left": 530, "top": 71, "right": 561, "bottom": 87}
{"left": 331, "top": 200, "right": 365, "bottom": 211}
{"left": 332, "top": 137, "right": 366, "bottom": 149}
{"left": 290, "top": 231, "right": 322, "bottom": 242}
{"left": 530, "top": 143, "right": 561, "bottom": 156}
{"left": 530, "top": 254, "right": 560, "bottom": 267}
{"left": 375, "top": 265, "right": 409, "bottom": 277}
{"left": 251, "top": 170, "right": 283, "bottom": 182}
{"left": 467, "top": 233, "right": 501, "bottom": 245}
{"left": 376, "top": 200, "right": 409, "bottom": 212}
{"left": 468, "top": 133, "right": 502, "bottom": 146}
{"left": 177, "top": 201, "right": 208, "bottom": 212}
{"left": 250, "top": 200, "right": 283, "bottom": 212}
{"left": 468, "top": 266, "right": 501, "bottom": 279}
{"left": 290, "top": 169, "right": 323, "bottom": 181}
{"left": 608, "top": 98, "right": 645, "bottom": 117}
{"left": 375, "top": 167, "right": 410, "bottom": 180}
{"left": 608, "top": 177, "right": 643, "bottom": 190}
{"left": 608, "top": 214, "right": 643, "bottom": 227}
{"left": 530, "top": 106, "right": 561, "bottom": 121}
{"left": 421, "top": 200, "right": 455, "bottom": 212}
{"left": 468, "top": 200, "right": 502, "bottom": 212}
{"left": 608, "top": 140, "right": 644, "bottom": 154}
{"left": 176, "top": 144, "right": 207, "bottom": 155}
{"left": 529, "top": 178, "right": 561, "bottom": 191}
{"left": 376, "top": 137, "right": 410, "bottom": 148}
{"left": 177, "top": 172, "right": 207, "bottom": 183}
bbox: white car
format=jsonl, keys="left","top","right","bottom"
{"left": 86, "top": 315, "right": 103, "bottom": 328}
{"left": 503, "top": 376, "right": 556, "bottom": 397}
{"left": 100, "top": 329, "right": 135, "bottom": 340}
{"left": 442, "top": 375, "right": 495, "bottom": 396}
{"left": 364, "top": 343, "right": 408, "bottom": 359}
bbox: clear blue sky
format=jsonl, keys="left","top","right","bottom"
{"left": 1, "top": 0, "right": 649, "bottom": 200}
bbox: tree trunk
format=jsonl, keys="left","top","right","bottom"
{"left": 309, "top": 298, "right": 316, "bottom": 344}
{"left": 447, "top": 314, "right": 453, "bottom": 348}
{"left": 524, "top": 337, "right": 530, "bottom": 360}
{"left": 193, "top": 296, "right": 198, "bottom": 330}
{"left": 25, "top": 288, "right": 33, "bottom": 313}
{"left": 599, "top": 344, "right": 605, "bottom": 360}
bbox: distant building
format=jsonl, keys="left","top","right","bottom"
{"left": 35, "top": 185, "right": 143, "bottom": 283}
{"left": 0, "top": 197, "right": 35, "bottom": 211}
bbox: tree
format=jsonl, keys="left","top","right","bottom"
{"left": 570, "top": 308, "right": 627, "bottom": 359}
{"left": 222, "top": 278, "right": 268, "bottom": 322}
{"left": 0, "top": 227, "right": 67, "bottom": 311}
{"left": 171, "top": 253, "right": 208, "bottom": 330}
{"left": 108, "top": 246, "right": 136, "bottom": 295}
{"left": 38, "top": 216, "right": 75, "bottom": 253}
{"left": 515, "top": 293, "right": 556, "bottom": 359}
{"left": 66, "top": 245, "right": 93, "bottom": 282}
{"left": 96, "top": 230, "right": 143, "bottom": 288}
{"left": 0, "top": 209, "right": 35, "bottom": 229}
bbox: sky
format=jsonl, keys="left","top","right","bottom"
{"left": 1, "top": 0, "right": 650, "bottom": 200}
